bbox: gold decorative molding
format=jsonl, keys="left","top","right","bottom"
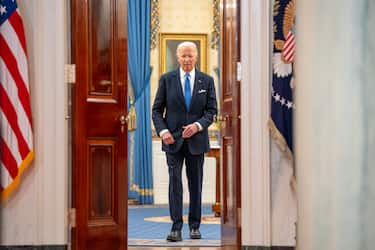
{"left": 210, "top": 0, "right": 220, "bottom": 50}
{"left": 159, "top": 33, "right": 208, "bottom": 75}
{"left": 273, "top": 0, "right": 281, "bottom": 34}
{"left": 150, "top": 0, "right": 160, "bottom": 50}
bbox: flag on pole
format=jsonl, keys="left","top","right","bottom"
{"left": 0, "top": 0, "right": 34, "bottom": 199}
{"left": 269, "top": 0, "right": 296, "bottom": 159}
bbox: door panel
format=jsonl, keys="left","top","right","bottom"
{"left": 220, "top": 0, "right": 241, "bottom": 248}
{"left": 88, "top": 141, "right": 114, "bottom": 222}
{"left": 71, "top": 0, "right": 128, "bottom": 249}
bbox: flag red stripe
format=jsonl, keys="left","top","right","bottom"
{"left": 282, "top": 32, "right": 295, "bottom": 62}
{"left": 284, "top": 41, "right": 295, "bottom": 52}
{"left": 283, "top": 46, "right": 294, "bottom": 57}
{"left": 0, "top": 138, "right": 19, "bottom": 179}
{"left": 7, "top": 12, "right": 27, "bottom": 56}
{"left": 284, "top": 38, "right": 295, "bottom": 47}
{"left": 284, "top": 44, "right": 294, "bottom": 57}
{"left": 284, "top": 32, "right": 295, "bottom": 49}
{"left": 285, "top": 55, "right": 293, "bottom": 61}
{"left": 285, "top": 49, "right": 294, "bottom": 59}
{"left": 284, "top": 54, "right": 293, "bottom": 61}
{"left": 0, "top": 35, "right": 32, "bottom": 126}
{"left": 284, "top": 45, "right": 294, "bottom": 57}
{"left": 284, "top": 38, "right": 295, "bottom": 50}
{"left": 0, "top": 84, "right": 30, "bottom": 159}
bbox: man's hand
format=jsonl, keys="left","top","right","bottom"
{"left": 162, "top": 131, "right": 175, "bottom": 145}
{"left": 182, "top": 123, "right": 199, "bottom": 138}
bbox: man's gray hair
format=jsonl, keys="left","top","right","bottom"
{"left": 176, "top": 41, "right": 198, "bottom": 56}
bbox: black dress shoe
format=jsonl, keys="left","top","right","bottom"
{"left": 190, "top": 228, "right": 201, "bottom": 239}
{"left": 166, "top": 230, "right": 182, "bottom": 242}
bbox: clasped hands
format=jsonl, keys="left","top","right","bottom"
{"left": 162, "top": 123, "right": 199, "bottom": 145}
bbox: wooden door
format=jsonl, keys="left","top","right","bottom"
{"left": 71, "top": 1, "right": 128, "bottom": 249}
{"left": 220, "top": 0, "right": 241, "bottom": 249}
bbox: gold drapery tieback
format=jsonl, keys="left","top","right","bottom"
{"left": 128, "top": 97, "right": 137, "bottom": 131}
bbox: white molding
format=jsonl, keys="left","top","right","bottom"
{"left": 0, "top": 1, "right": 68, "bottom": 245}
{"left": 241, "top": 0, "right": 271, "bottom": 246}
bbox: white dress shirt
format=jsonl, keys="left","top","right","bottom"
{"left": 180, "top": 67, "right": 195, "bottom": 97}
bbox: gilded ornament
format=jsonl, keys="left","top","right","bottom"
{"left": 210, "top": 0, "right": 220, "bottom": 49}
{"left": 150, "top": 0, "right": 160, "bottom": 50}
{"left": 274, "top": 39, "right": 285, "bottom": 50}
{"left": 282, "top": 0, "right": 296, "bottom": 39}
{"left": 273, "top": 0, "right": 281, "bottom": 33}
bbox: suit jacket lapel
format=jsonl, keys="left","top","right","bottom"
{"left": 174, "top": 69, "right": 187, "bottom": 110}
{"left": 190, "top": 70, "right": 204, "bottom": 108}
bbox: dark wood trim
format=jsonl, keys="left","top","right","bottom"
{"left": 234, "top": 1, "right": 242, "bottom": 243}
{"left": 70, "top": 1, "right": 128, "bottom": 249}
{"left": 220, "top": 0, "right": 242, "bottom": 247}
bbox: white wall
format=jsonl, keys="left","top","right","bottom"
{"left": 152, "top": 141, "right": 216, "bottom": 205}
{"left": 241, "top": 0, "right": 296, "bottom": 246}
{"left": 0, "top": 0, "right": 68, "bottom": 245}
{"left": 296, "top": 1, "right": 375, "bottom": 249}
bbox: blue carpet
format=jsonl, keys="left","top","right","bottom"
{"left": 128, "top": 204, "right": 221, "bottom": 246}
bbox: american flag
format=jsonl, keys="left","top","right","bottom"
{"left": 282, "top": 31, "right": 295, "bottom": 63}
{"left": 270, "top": 0, "right": 295, "bottom": 159}
{"left": 0, "top": 0, "right": 33, "bottom": 199}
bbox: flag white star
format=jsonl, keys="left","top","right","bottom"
{"left": 280, "top": 98, "right": 286, "bottom": 105}
{"left": 0, "top": 5, "right": 6, "bottom": 15}
{"left": 286, "top": 101, "right": 293, "bottom": 109}
{"left": 274, "top": 93, "right": 281, "bottom": 102}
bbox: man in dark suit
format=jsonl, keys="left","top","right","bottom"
{"left": 152, "top": 41, "right": 217, "bottom": 242}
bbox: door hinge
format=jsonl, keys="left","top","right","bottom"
{"left": 236, "top": 62, "right": 242, "bottom": 81}
{"left": 65, "top": 64, "right": 76, "bottom": 84}
{"left": 68, "top": 208, "right": 76, "bottom": 228}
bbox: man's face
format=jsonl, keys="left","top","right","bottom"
{"left": 177, "top": 46, "right": 197, "bottom": 72}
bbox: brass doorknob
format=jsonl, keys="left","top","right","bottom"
{"left": 215, "top": 114, "right": 228, "bottom": 122}
{"left": 119, "top": 114, "right": 128, "bottom": 125}
{"left": 119, "top": 114, "right": 128, "bottom": 133}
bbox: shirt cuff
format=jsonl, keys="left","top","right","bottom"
{"left": 159, "top": 129, "right": 169, "bottom": 137}
{"left": 194, "top": 122, "right": 203, "bottom": 131}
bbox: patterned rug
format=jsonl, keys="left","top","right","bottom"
{"left": 128, "top": 204, "right": 221, "bottom": 246}
{"left": 144, "top": 214, "right": 220, "bottom": 224}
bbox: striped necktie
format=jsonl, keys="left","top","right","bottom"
{"left": 184, "top": 73, "right": 191, "bottom": 110}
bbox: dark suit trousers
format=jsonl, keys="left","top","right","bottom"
{"left": 166, "top": 141, "right": 204, "bottom": 231}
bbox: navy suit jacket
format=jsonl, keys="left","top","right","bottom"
{"left": 152, "top": 68, "right": 217, "bottom": 155}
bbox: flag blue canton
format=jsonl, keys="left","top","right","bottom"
{"left": 271, "top": 73, "right": 293, "bottom": 151}
{"left": 0, "top": 0, "right": 17, "bottom": 25}
{"left": 270, "top": 0, "right": 295, "bottom": 154}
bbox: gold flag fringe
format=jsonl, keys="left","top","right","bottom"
{"left": 1, "top": 150, "right": 34, "bottom": 201}
{"left": 268, "top": 118, "right": 296, "bottom": 192}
